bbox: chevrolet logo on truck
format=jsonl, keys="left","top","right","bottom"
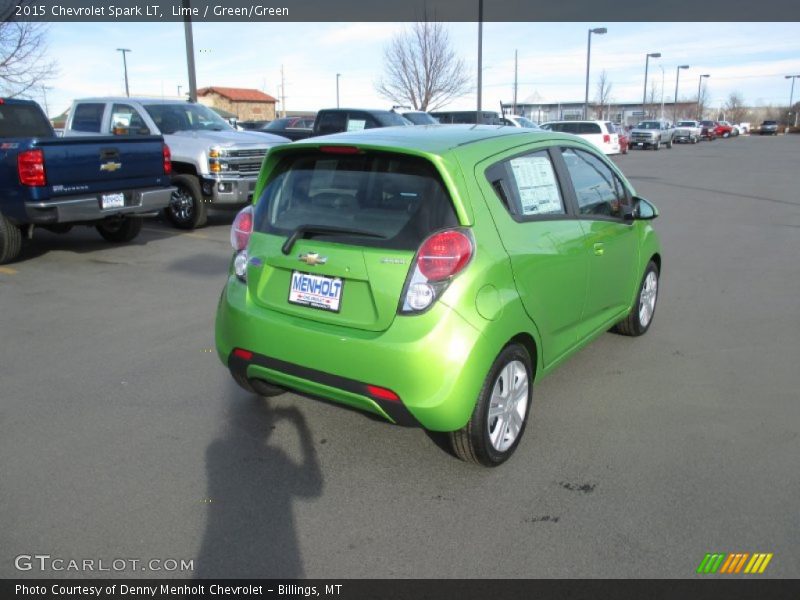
{"left": 100, "top": 161, "right": 122, "bottom": 173}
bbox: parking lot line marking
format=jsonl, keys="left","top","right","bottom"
{"left": 185, "top": 232, "right": 210, "bottom": 240}
{"left": 0, "top": 266, "right": 18, "bottom": 275}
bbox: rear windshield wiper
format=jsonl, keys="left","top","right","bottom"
{"left": 281, "top": 225, "right": 387, "bottom": 255}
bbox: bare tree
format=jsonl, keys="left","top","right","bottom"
{"left": 646, "top": 80, "right": 660, "bottom": 119}
{"left": 0, "top": 4, "right": 58, "bottom": 98}
{"left": 594, "top": 70, "right": 612, "bottom": 120}
{"left": 375, "top": 20, "right": 471, "bottom": 112}
{"left": 724, "top": 91, "right": 748, "bottom": 124}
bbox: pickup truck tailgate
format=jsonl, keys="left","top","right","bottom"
{"left": 34, "top": 135, "right": 170, "bottom": 198}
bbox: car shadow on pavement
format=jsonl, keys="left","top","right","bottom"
{"left": 194, "top": 391, "right": 323, "bottom": 578}
{"left": 168, "top": 252, "right": 231, "bottom": 278}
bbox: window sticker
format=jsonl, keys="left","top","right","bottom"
{"left": 509, "top": 155, "right": 563, "bottom": 215}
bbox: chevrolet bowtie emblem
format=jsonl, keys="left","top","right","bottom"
{"left": 100, "top": 161, "right": 122, "bottom": 172}
{"left": 298, "top": 252, "right": 327, "bottom": 266}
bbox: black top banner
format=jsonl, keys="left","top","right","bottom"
{"left": 2, "top": 0, "right": 800, "bottom": 22}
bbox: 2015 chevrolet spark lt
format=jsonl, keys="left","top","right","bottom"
{"left": 215, "top": 125, "right": 661, "bottom": 466}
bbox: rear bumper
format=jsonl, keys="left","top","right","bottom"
{"left": 215, "top": 276, "right": 493, "bottom": 432}
{"left": 24, "top": 186, "right": 174, "bottom": 224}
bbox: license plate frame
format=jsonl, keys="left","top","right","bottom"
{"left": 288, "top": 270, "right": 344, "bottom": 313}
{"left": 101, "top": 192, "right": 125, "bottom": 209}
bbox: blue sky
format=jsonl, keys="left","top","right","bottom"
{"left": 38, "top": 21, "right": 800, "bottom": 118}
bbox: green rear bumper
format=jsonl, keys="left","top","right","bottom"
{"left": 215, "top": 277, "right": 493, "bottom": 432}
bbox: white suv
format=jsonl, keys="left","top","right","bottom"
{"left": 540, "top": 120, "right": 621, "bottom": 155}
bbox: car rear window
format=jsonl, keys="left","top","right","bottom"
{"left": 0, "top": 104, "right": 53, "bottom": 138}
{"left": 254, "top": 151, "right": 459, "bottom": 250}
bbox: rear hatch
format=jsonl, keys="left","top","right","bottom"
{"left": 36, "top": 136, "right": 169, "bottom": 197}
{"left": 248, "top": 148, "right": 459, "bottom": 332}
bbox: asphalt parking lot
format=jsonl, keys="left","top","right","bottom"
{"left": 1, "top": 134, "right": 798, "bottom": 579}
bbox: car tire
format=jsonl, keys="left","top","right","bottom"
{"left": 95, "top": 216, "right": 143, "bottom": 243}
{"left": 449, "top": 343, "right": 533, "bottom": 467}
{"left": 164, "top": 174, "right": 208, "bottom": 230}
{"left": 0, "top": 213, "right": 23, "bottom": 265}
{"left": 723, "top": 132, "right": 730, "bottom": 138}
{"left": 654, "top": 140, "right": 661, "bottom": 150}
{"left": 667, "top": 138, "right": 673, "bottom": 148}
{"left": 613, "top": 260, "right": 660, "bottom": 337}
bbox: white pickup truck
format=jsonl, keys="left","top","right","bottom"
{"left": 64, "top": 98, "right": 288, "bottom": 229}
{"left": 673, "top": 120, "right": 703, "bottom": 144}
{"left": 629, "top": 120, "right": 675, "bottom": 150}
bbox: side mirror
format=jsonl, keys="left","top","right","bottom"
{"left": 627, "top": 196, "right": 659, "bottom": 220}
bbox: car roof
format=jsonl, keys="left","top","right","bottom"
{"left": 73, "top": 97, "right": 195, "bottom": 105}
{"left": 283, "top": 124, "right": 580, "bottom": 156}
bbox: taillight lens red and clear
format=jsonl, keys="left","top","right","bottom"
{"left": 163, "top": 144, "right": 172, "bottom": 175}
{"left": 400, "top": 228, "right": 474, "bottom": 314}
{"left": 230, "top": 205, "right": 254, "bottom": 251}
{"left": 603, "top": 134, "right": 611, "bottom": 144}
{"left": 417, "top": 230, "right": 473, "bottom": 281}
{"left": 18, "top": 149, "right": 46, "bottom": 186}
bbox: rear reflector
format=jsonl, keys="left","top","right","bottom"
{"left": 366, "top": 385, "right": 400, "bottom": 402}
{"left": 319, "top": 145, "right": 361, "bottom": 155}
{"left": 18, "top": 149, "right": 46, "bottom": 186}
{"left": 233, "top": 348, "right": 253, "bottom": 361}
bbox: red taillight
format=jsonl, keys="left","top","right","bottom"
{"left": 233, "top": 348, "right": 253, "bottom": 361}
{"left": 417, "top": 230, "right": 473, "bottom": 281}
{"left": 603, "top": 134, "right": 611, "bottom": 144}
{"left": 230, "top": 205, "right": 254, "bottom": 251}
{"left": 319, "top": 145, "right": 361, "bottom": 155}
{"left": 18, "top": 149, "right": 46, "bottom": 186}
{"left": 163, "top": 144, "right": 172, "bottom": 175}
{"left": 366, "top": 385, "right": 400, "bottom": 402}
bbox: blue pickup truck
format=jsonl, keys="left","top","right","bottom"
{"left": 0, "top": 98, "right": 174, "bottom": 264}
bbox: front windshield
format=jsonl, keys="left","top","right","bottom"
{"left": 636, "top": 121, "right": 660, "bottom": 129}
{"left": 515, "top": 117, "right": 539, "bottom": 128}
{"left": 403, "top": 112, "right": 439, "bottom": 125}
{"left": 144, "top": 103, "right": 233, "bottom": 134}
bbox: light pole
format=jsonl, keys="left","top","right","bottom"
{"left": 584, "top": 27, "right": 607, "bottom": 120}
{"left": 642, "top": 52, "right": 661, "bottom": 118}
{"left": 336, "top": 73, "right": 341, "bottom": 108}
{"left": 786, "top": 75, "right": 800, "bottom": 127}
{"left": 697, "top": 74, "right": 710, "bottom": 119}
{"left": 674, "top": 65, "right": 689, "bottom": 123}
{"left": 116, "top": 48, "right": 131, "bottom": 97}
{"left": 659, "top": 65, "right": 665, "bottom": 119}
{"left": 177, "top": 84, "right": 182, "bottom": 98}
{"left": 476, "top": 0, "right": 483, "bottom": 123}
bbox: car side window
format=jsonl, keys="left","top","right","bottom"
{"left": 560, "top": 147, "right": 628, "bottom": 219}
{"left": 578, "top": 122, "right": 601, "bottom": 134}
{"left": 110, "top": 104, "right": 151, "bottom": 136}
{"left": 316, "top": 111, "right": 347, "bottom": 135}
{"left": 486, "top": 150, "right": 566, "bottom": 218}
{"left": 71, "top": 103, "right": 105, "bottom": 133}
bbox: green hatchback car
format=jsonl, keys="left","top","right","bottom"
{"left": 215, "top": 125, "right": 661, "bottom": 466}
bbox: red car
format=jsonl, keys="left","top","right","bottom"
{"left": 713, "top": 121, "right": 735, "bottom": 138}
{"left": 614, "top": 124, "right": 629, "bottom": 154}
{"left": 699, "top": 120, "right": 719, "bottom": 141}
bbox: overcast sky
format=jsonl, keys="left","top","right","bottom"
{"left": 38, "top": 21, "right": 800, "bottom": 118}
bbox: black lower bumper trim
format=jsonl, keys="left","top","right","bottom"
{"left": 228, "top": 351, "right": 421, "bottom": 427}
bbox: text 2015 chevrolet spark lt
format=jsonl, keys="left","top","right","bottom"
{"left": 215, "top": 125, "right": 661, "bottom": 466}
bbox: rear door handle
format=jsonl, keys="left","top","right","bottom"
{"left": 593, "top": 242, "right": 604, "bottom": 256}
